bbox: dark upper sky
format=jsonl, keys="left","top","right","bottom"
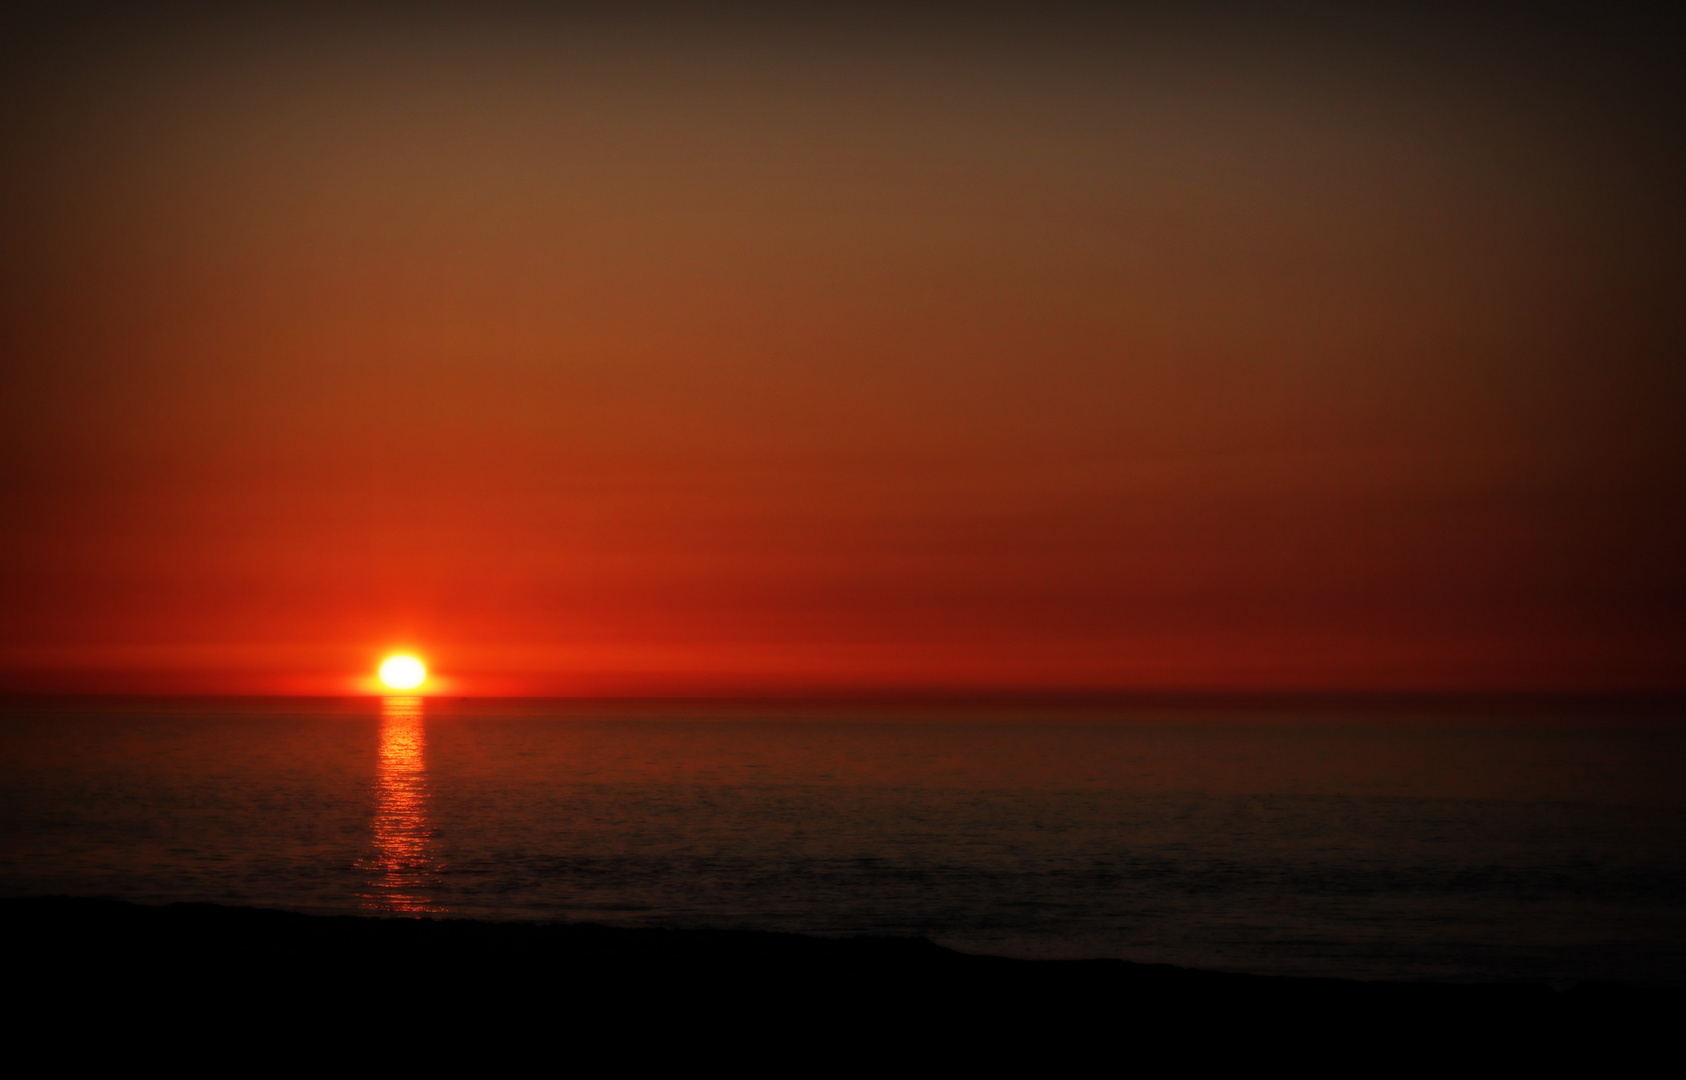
{"left": 1, "top": 2, "right": 1681, "bottom": 694}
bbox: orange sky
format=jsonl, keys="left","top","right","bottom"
{"left": 1, "top": 3, "right": 1681, "bottom": 695}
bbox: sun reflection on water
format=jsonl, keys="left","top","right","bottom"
{"left": 361, "top": 695, "right": 437, "bottom": 913}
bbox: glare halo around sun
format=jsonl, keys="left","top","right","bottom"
{"left": 379, "top": 655, "right": 427, "bottom": 690}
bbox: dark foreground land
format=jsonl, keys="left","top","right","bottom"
{"left": 4, "top": 896, "right": 1677, "bottom": 1065}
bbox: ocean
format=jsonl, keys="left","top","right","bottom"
{"left": 2, "top": 696, "right": 1682, "bottom": 985}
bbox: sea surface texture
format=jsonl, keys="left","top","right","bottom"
{"left": 2, "top": 697, "right": 1682, "bottom": 984}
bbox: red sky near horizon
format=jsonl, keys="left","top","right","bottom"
{"left": 1, "top": 4, "right": 1681, "bottom": 696}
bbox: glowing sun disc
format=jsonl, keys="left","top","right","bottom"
{"left": 379, "top": 655, "right": 427, "bottom": 690}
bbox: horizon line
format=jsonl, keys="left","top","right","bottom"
{"left": 1, "top": 688, "right": 1682, "bottom": 710}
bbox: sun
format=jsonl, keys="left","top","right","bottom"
{"left": 379, "top": 655, "right": 427, "bottom": 691}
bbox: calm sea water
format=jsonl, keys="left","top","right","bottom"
{"left": 2, "top": 697, "right": 1683, "bottom": 984}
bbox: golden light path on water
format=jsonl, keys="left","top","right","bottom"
{"left": 361, "top": 695, "right": 435, "bottom": 912}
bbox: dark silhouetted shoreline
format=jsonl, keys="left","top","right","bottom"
{"left": 7, "top": 895, "right": 1680, "bottom": 1066}
{"left": 8, "top": 896, "right": 1675, "bottom": 1003}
